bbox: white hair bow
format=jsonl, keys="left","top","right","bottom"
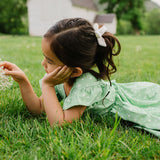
{"left": 93, "top": 23, "right": 108, "bottom": 47}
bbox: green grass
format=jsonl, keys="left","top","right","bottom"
{"left": 0, "top": 35, "right": 160, "bottom": 159}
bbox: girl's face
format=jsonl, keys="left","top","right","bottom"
{"left": 41, "top": 38, "right": 64, "bottom": 74}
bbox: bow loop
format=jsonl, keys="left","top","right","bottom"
{"left": 93, "top": 23, "right": 108, "bottom": 47}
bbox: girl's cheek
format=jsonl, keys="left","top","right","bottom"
{"left": 48, "top": 67, "right": 55, "bottom": 73}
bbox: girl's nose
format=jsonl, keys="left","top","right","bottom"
{"left": 41, "top": 59, "right": 45, "bottom": 66}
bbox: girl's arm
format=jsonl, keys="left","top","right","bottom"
{"left": 42, "top": 84, "right": 86, "bottom": 126}
{"left": 0, "top": 61, "right": 43, "bottom": 114}
{"left": 41, "top": 66, "right": 86, "bottom": 126}
{"left": 18, "top": 78, "right": 43, "bottom": 114}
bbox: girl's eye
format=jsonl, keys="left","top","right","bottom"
{"left": 44, "top": 58, "right": 53, "bottom": 64}
{"left": 47, "top": 60, "right": 52, "bottom": 64}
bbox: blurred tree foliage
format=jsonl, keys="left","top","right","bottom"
{"left": 99, "top": 0, "right": 145, "bottom": 33}
{"left": 0, "top": 0, "right": 27, "bottom": 34}
{"left": 143, "top": 9, "right": 160, "bottom": 34}
{"left": 117, "top": 20, "right": 134, "bottom": 35}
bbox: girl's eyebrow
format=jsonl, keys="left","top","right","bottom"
{"left": 46, "top": 56, "right": 53, "bottom": 62}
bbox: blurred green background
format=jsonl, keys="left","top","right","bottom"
{"left": 0, "top": 0, "right": 160, "bottom": 35}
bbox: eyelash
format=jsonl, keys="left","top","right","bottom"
{"left": 47, "top": 60, "right": 52, "bottom": 64}
{"left": 44, "top": 57, "right": 52, "bottom": 64}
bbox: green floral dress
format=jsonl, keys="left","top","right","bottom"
{"left": 41, "top": 73, "right": 160, "bottom": 137}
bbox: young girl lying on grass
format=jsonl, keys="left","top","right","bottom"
{"left": 0, "top": 18, "right": 160, "bottom": 137}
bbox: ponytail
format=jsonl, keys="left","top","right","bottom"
{"left": 89, "top": 32, "right": 121, "bottom": 83}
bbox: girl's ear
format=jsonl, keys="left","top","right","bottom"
{"left": 71, "top": 67, "right": 83, "bottom": 78}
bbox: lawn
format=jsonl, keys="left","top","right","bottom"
{"left": 0, "top": 35, "right": 160, "bottom": 159}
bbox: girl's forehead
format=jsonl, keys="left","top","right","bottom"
{"left": 42, "top": 38, "right": 51, "bottom": 49}
{"left": 42, "top": 38, "right": 64, "bottom": 65}
{"left": 41, "top": 38, "right": 54, "bottom": 57}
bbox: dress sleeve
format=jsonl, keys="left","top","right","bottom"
{"left": 63, "top": 82, "right": 110, "bottom": 110}
{"left": 54, "top": 85, "right": 63, "bottom": 102}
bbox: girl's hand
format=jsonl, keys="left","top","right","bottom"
{"left": 42, "top": 65, "right": 73, "bottom": 87}
{"left": 0, "top": 61, "right": 27, "bottom": 83}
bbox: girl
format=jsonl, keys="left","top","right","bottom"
{"left": 0, "top": 18, "right": 160, "bottom": 137}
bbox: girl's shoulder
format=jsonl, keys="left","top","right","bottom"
{"left": 72, "top": 72, "right": 113, "bottom": 92}
{"left": 73, "top": 72, "right": 115, "bottom": 91}
{"left": 73, "top": 72, "right": 101, "bottom": 88}
{"left": 62, "top": 73, "right": 113, "bottom": 110}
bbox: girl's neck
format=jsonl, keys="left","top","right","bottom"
{"left": 63, "top": 82, "right": 73, "bottom": 97}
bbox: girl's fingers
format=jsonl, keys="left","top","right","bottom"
{"left": 56, "top": 66, "right": 73, "bottom": 78}
{"left": 4, "top": 70, "right": 25, "bottom": 79}
{"left": 63, "top": 67, "right": 73, "bottom": 77}
{"left": 43, "top": 66, "right": 73, "bottom": 84}
{"left": 0, "top": 61, "right": 18, "bottom": 70}
{"left": 0, "top": 61, "right": 12, "bottom": 67}
{"left": 49, "top": 65, "right": 67, "bottom": 77}
{"left": 56, "top": 65, "right": 67, "bottom": 75}
{"left": 45, "top": 66, "right": 62, "bottom": 78}
{"left": 47, "top": 66, "right": 62, "bottom": 77}
{"left": 58, "top": 65, "right": 73, "bottom": 75}
{"left": 3, "top": 70, "right": 15, "bottom": 76}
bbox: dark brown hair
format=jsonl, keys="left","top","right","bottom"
{"left": 44, "top": 18, "right": 121, "bottom": 84}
